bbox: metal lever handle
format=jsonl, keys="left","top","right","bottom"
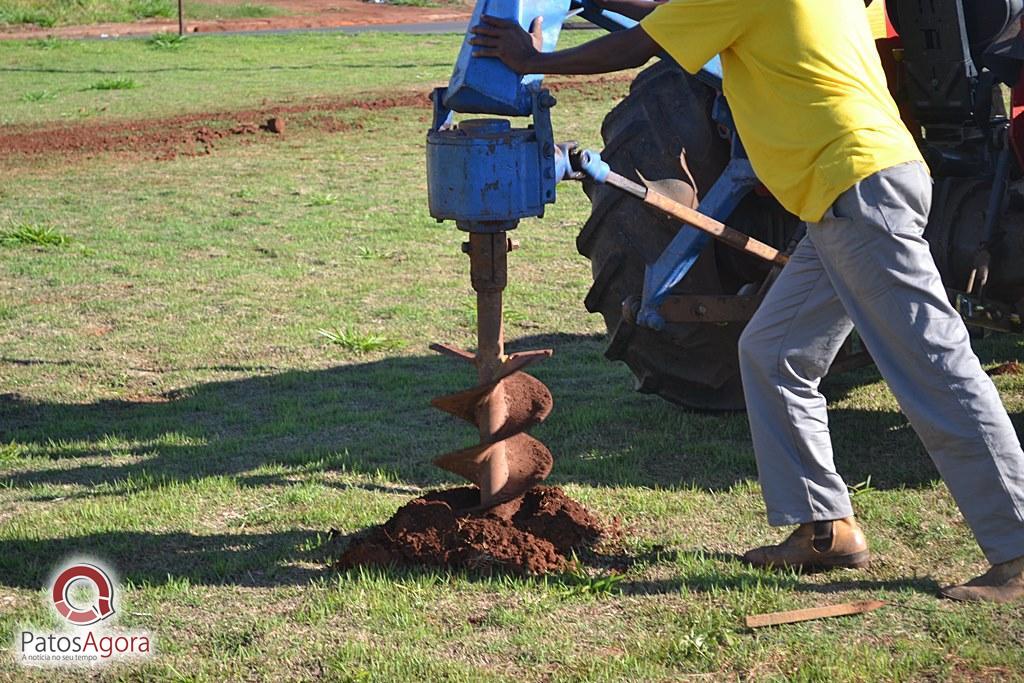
{"left": 570, "top": 148, "right": 788, "bottom": 267}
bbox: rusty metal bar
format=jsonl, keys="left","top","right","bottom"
{"left": 469, "top": 232, "right": 510, "bottom": 505}
{"left": 659, "top": 293, "right": 763, "bottom": 323}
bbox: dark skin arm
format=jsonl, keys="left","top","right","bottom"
{"left": 588, "top": 0, "right": 666, "bottom": 21}
{"left": 469, "top": 15, "right": 660, "bottom": 75}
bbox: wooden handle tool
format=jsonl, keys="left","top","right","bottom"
{"left": 603, "top": 169, "right": 789, "bottom": 267}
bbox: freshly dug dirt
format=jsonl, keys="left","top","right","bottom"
{"left": 337, "top": 485, "right": 609, "bottom": 575}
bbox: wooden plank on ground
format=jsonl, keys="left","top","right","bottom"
{"left": 744, "top": 600, "right": 887, "bottom": 629}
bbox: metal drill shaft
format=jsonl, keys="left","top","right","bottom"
{"left": 470, "top": 232, "right": 510, "bottom": 505}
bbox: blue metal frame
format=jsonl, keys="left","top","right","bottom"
{"left": 569, "top": 0, "right": 753, "bottom": 330}
{"left": 637, "top": 157, "right": 757, "bottom": 329}
{"left": 636, "top": 95, "right": 756, "bottom": 329}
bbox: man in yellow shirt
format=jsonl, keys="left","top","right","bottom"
{"left": 471, "top": 0, "right": 1024, "bottom": 603}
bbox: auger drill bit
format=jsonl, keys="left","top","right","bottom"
{"left": 431, "top": 232, "right": 554, "bottom": 509}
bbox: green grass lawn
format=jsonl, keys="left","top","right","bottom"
{"left": 2, "top": 32, "right": 1024, "bottom": 681}
{"left": 0, "top": 0, "right": 285, "bottom": 28}
{"left": 0, "top": 33, "right": 487, "bottom": 127}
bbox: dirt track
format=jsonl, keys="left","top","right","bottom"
{"left": 0, "top": 76, "right": 631, "bottom": 161}
{"left": 0, "top": 0, "right": 472, "bottom": 40}
{"left": 0, "top": 93, "right": 428, "bottom": 160}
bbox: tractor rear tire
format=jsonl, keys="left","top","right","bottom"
{"left": 578, "top": 61, "right": 799, "bottom": 410}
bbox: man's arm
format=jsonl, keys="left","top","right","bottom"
{"left": 469, "top": 16, "right": 659, "bottom": 75}
{"left": 589, "top": 0, "right": 666, "bottom": 21}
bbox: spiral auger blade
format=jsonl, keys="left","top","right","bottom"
{"left": 431, "top": 358, "right": 554, "bottom": 508}
{"left": 430, "top": 232, "right": 555, "bottom": 510}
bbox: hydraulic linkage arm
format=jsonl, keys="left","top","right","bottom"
{"left": 568, "top": 147, "right": 788, "bottom": 268}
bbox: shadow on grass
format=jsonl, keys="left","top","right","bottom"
{"left": 613, "top": 549, "right": 942, "bottom": 597}
{"left": 3, "top": 333, "right": 1021, "bottom": 499}
{"left": 0, "top": 528, "right": 333, "bottom": 589}
{"left": 3, "top": 334, "right": 1015, "bottom": 594}
{"left": 619, "top": 573, "right": 942, "bottom": 599}
{"left": 0, "top": 531, "right": 943, "bottom": 596}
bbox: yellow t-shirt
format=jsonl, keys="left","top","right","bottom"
{"left": 640, "top": 0, "right": 923, "bottom": 222}
{"left": 866, "top": 0, "right": 889, "bottom": 39}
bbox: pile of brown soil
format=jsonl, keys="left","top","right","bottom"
{"left": 337, "top": 486, "right": 609, "bottom": 575}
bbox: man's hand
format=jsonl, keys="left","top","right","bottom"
{"left": 470, "top": 15, "right": 545, "bottom": 74}
{"left": 469, "top": 22, "right": 659, "bottom": 77}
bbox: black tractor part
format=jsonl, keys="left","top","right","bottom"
{"left": 579, "top": 4, "right": 1024, "bottom": 411}
{"left": 578, "top": 61, "right": 799, "bottom": 410}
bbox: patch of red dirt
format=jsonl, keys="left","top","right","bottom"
{"left": 1, "top": 78, "right": 630, "bottom": 161}
{"left": 545, "top": 74, "right": 635, "bottom": 93}
{"left": 337, "top": 485, "right": 609, "bottom": 575}
{"left": 0, "top": 93, "right": 430, "bottom": 160}
{"left": 0, "top": 0, "right": 472, "bottom": 41}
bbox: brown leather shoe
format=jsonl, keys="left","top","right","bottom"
{"left": 743, "top": 518, "right": 870, "bottom": 571}
{"left": 940, "top": 555, "right": 1024, "bottom": 604}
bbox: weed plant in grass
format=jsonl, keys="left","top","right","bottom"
{"left": 26, "top": 36, "right": 61, "bottom": 49}
{"left": 0, "top": 7, "right": 56, "bottom": 27}
{"left": 147, "top": 32, "right": 187, "bottom": 49}
{"left": 86, "top": 77, "right": 137, "bottom": 91}
{"left": 318, "top": 327, "right": 406, "bottom": 355}
{"left": 18, "top": 90, "right": 56, "bottom": 102}
{"left": 0, "top": 223, "right": 69, "bottom": 247}
{"left": 308, "top": 192, "right": 340, "bottom": 207}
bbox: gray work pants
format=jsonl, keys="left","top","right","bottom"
{"left": 738, "top": 161, "right": 1024, "bottom": 564}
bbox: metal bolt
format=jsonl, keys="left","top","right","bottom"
{"left": 695, "top": 303, "right": 707, "bottom": 317}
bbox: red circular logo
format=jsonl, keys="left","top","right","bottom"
{"left": 51, "top": 563, "right": 116, "bottom": 625}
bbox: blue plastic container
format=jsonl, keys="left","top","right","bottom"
{"left": 444, "top": 0, "right": 571, "bottom": 116}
